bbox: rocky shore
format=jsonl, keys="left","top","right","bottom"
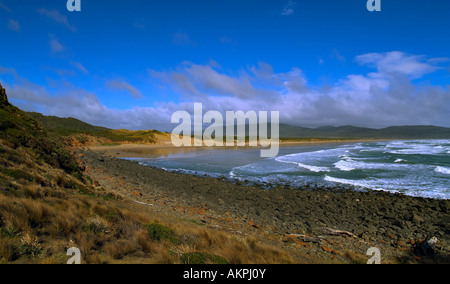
{"left": 80, "top": 149, "right": 450, "bottom": 263}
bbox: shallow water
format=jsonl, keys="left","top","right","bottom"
{"left": 132, "top": 140, "right": 450, "bottom": 200}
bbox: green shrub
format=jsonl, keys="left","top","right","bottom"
{"left": 0, "top": 226, "right": 21, "bottom": 238}
{"left": 14, "top": 235, "right": 44, "bottom": 258}
{"left": 146, "top": 223, "right": 180, "bottom": 245}
{"left": 2, "top": 169, "right": 34, "bottom": 182}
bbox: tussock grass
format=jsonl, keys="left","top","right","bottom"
{"left": 0, "top": 183, "right": 294, "bottom": 264}
{"left": 0, "top": 140, "right": 294, "bottom": 264}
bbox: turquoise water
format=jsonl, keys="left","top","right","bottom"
{"left": 134, "top": 140, "right": 450, "bottom": 200}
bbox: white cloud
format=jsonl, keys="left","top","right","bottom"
{"left": 2, "top": 76, "right": 170, "bottom": 130}
{"left": 38, "top": 9, "right": 77, "bottom": 32}
{"left": 355, "top": 51, "right": 448, "bottom": 78}
{"left": 148, "top": 53, "right": 450, "bottom": 128}
{"left": 70, "top": 61, "right": 89, "bottom": 74}
{"left": 7, "top": 19, "right": 20, "bottom": 32}
{"left": 149, "top": 62, "right": 285, "bottom": 102}
{"left": 49, "top": 34, "right": 64, "bottom": 53}
{"left": 220, "top": 36, "right": 237, "bottom": 45}
{"left": 0, "top": 1, "right": 10, "bottom": 12}
{"left": 106, "top": 79, "right": 142, "bottom": 99}
{"left": 282, "top": 1, "right": 296, "bottom": 16}
{"left": 2, "top": 51, "right": 450, "bottom": 131}
{"left": 173, "top": 33, "right": 196, "bottom": 47}
{"left": 332, "top": 48, "right": 346, "bottom": 63}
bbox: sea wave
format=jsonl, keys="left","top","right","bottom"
{"left": 324, "top": 175, "right": 387, "bottom": 192}
{"left": 275, "top": 159, "right": 331, "bottom": 173}
{"left": 296, "top": 163, "right": 331, "bottom": 173}
{"left": 385, "top": 140, "right": 450, "bottom": 155}
{"left": 334, "top": 160, "right": 356, "bottom": 171}
{"left": 435, "top": 166, "right": 450, "bottom": 175}
{"left": 334, "top": 159, "right": 407, "bottom": 172}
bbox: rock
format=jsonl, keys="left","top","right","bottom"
{"left": 414, "top": 236, "right": 439, "bottom": 257}
{"left": 0, "top": 84, "right": 10, "bottom": 106}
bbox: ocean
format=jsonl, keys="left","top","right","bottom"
{"left": 135, "top": 140, "right": 450, "bottom": 200}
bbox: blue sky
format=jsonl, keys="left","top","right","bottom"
{"left": 1, "top": 0, "right": 450, "bottom": 130}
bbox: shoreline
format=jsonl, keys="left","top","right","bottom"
{"left": 80, "top": 149, "right": 450, "bottom": 263}
{"left": 88, "top": 138, "right": 388, "bottom": 159}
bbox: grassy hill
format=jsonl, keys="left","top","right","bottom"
{"left": 27, "top": 112, "right": 167, "bottom": 146}
{"left": 27, "top": 112, "right": 110, "bottom": 136}
{"left": 0, "top": 94, "right": 80, "bottom": 177}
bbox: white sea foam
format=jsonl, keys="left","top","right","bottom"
{"left": 435, "top": 166, "right": 450, "bottom": 175}
{"left": 275, "top": 158, "right": 331, "bottom": 173}
{"left": 296, "top": 163, "right": 331, "bottom": 173}
{"left": 324, "top": 176, "right": 407, "bottom": 195}
{"left": 334, "top": 158, "right": 406, "bottom": 172}
{"left": 275, "top": 148, "right": 347, "bottom": 173}
{"left": 324, "top": 175, "right": 376, "bottom": 190}
{"left": 334, "top": 160, "right": 356, "bottom": 171}
{"left": 385, "top": 140, "right": 450, "bottom": 155}
{"left": 326, "top": 174, "right": 450, "bottom": 199}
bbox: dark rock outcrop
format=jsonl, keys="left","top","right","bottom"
{"left": 0, "top": 84, "right": 9, "bottom": 106}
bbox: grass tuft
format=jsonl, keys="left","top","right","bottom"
{"left": 146, "top": 223, "right": 181, "bottom": 245}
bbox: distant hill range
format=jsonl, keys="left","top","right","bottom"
{"left": 278, "top": 124, "right": 450, "bottom": 140}
{"left": 27, "top": 112, "right": 450, "bottom": 141}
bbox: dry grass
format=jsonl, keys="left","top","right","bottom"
{"left": 0, "top": 238, "right": 15, "bottom": 262}
{"left": 0, "top": 142, "right": 296, "bottom": 264}
{"left": 0, "top": 188, "right": 295, "bottom": 264}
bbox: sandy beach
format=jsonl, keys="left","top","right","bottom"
{"left": 81, "top": 143, "right": 450, "bottom": 263}
{"left": 88, "top": 139, "right": 384, "bottom": 159}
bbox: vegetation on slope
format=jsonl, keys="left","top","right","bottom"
{"left": 0, "top": 88, "right": 80, "bottom": 177}
{"left": 27, "top": 112, "right": 110, "bottom": 136}
{"left": 27, "top": 112, "right": 165, "bottom": 146}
